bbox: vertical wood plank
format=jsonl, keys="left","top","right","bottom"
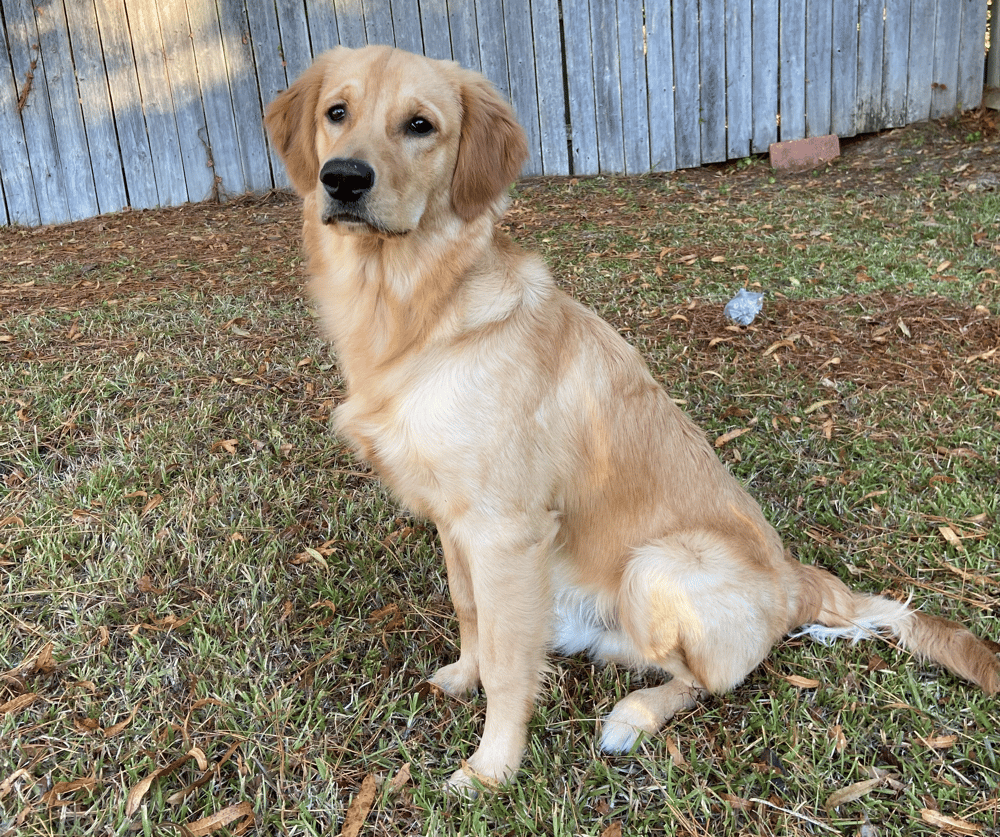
{"left": 503, "top": 0, "right": 544, "bottom": 176}
{"left": 531, "top": 0, "right": 569, "bottom": 174}
{"left": 334, "top": 0, "right": 367, "bottom": 49}
{"left": 217, "top": 0, "right": 273, "bottom": 193}
{"left": 93, "top": 0, "right": 159, "bottom": 209}
{"left": 125, "top": 1, "right": 189, "bottom": 206}
{"left": 64, "top": 0, "right": 127, "bottom": 214}
{"left": 0, "top": 4, "right": 40, "bottom": 225}
{"left": 33, "top": 0, "right": 100, "bottom": 220}
{"left": 419, "top": 0, "right": 454, "bottom": 60}
{"left": 390, "top": 0, "right": 424, "bottom": 53}
{"left": 751, "top": 0, "right": 779, "bottom": 153}
{"left": 158, "top": 0, "right": 217, "bottom": 203}
{"left": 306, "top": 1, "right": 340, "bottom": 57}
{"left": 779, "top": 0, "right": 807, "bottom": 140}
{"left": 725, "top": 0, "right": 752, "bottom": 159}
{"left": 475, "top": 0, "right": 511, "bottom": 100}
{"left": 646, "top": 0, "right": 677, "bottom": 171}
{"left": 590, "top": 0, "right": 625, "bottom": 173}
{"left": 617, "top": 0, "right": 649, "bottom": 173}
{"left": 276, "top": 0, "right": 315, "bottom": 79}
{"left": 881, "top": 0, "right": 911, "bottom": 126}
{"left": 447, "top": 1, "right": 481, "bottom": 70}
{"left": 245, "top": 0, "right": 292, "bottom": 189}
{"left": 929, "top": 0, "right": 960, "bottom": 118}
{"left": 905, "top": 0, "right": 935, "bottom": 122}
{"left": 184, "top": 0, "right": 246, "bottom": 196}
{"left": 805, "top": 0, "right": 833, "bottom": 137}
{"left": 956, "top": 0, "right": 986, "bottom": 110}
{"left": 856, "top": 0, "right": 885, "bottom": 133}
{"left": 3, "top": 0, "right": 72, "bottom": 223}
{"left": 363, "top": 0, "right": 395, "bottom": 45}
{"left": 561, "top": 0, "right": 599, "bottom": 174}
{"left": 699, "top": 0, "right": 726, "bottom": 162}
{"left": 830, "top": 0, "right": 858, "bottom": 136}
{"left": 672, "top": 0, "right": 700, "bottom": 167}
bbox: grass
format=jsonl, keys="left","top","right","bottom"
{"left": 2, "top": 125, "right": 999, "bottom": 835}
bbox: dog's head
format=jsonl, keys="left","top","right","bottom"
{"left": 265, "top": 46, "right": 528, "bottom": 235}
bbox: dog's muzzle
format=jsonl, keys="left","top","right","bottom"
{"left": 319, "top": 157, "right": 375, "bottom": 225}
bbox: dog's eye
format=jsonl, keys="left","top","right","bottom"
{"left": 327, "top": 104, "right": 347, "bottom": 123}
{"left": 407, "top": 116, "right": 435, "bottom": 136}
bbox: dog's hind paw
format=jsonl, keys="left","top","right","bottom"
{"left": 598, "top": 716, "right": 647, "bottom": 754}
{"left": 599, "top": 694, "right": 663, "bottom": 753}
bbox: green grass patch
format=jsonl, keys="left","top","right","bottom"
{"left": 2, "top": 151, "right": 999, "bottom": 835}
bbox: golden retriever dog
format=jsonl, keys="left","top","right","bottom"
{"left": 265, "top": 45, "right": 999, "bottom": 790}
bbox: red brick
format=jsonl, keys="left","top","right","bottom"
{"left": 768, "top": 134, "right": 841, "bottom": 172}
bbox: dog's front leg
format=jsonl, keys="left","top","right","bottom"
{"left": 428, "top": 531, "right": 481, "bottom": 696}
{"left": 443, "top": 518, "right": 556, "bottom": 791}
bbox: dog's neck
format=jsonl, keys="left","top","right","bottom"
{"left": 303, "top": 200, "right": 505, "bottom": 391}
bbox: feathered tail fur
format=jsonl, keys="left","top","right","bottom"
{"left": 793, "top": 564, "right": 999, "bottom": 694}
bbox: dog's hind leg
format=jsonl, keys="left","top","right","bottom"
{"left": 600, "top": 677, "right": 706, "bottom": 753}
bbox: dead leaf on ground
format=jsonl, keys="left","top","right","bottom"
{"left": 125, "top": 748, "right": 209, "bottom": 816}
{"left": 781, "top": 673, "right": 821, "bottom": 689}
{"left": 42, "top": 776, "right": 98, "bottom": 808}
{"left": 714, "top": 427, "right": 751, "bottom": 447}
{"left": 388, "top": 763, "right": 411, "bottom": 794}
{"left": 920, "top": 808, "right": 982, "bottom": 835}
{"left": 825, "top": 776, "right": 884, "bottom": 810}
{"left": 338, "top": 774, "right": 378, "bottom": 837}
{"left": 0, "top": 693, "right": 39, "bottom": 716}
{"left": 103, "top": 702, "right": 142, "bottom": 737}
{"left": 184, "top": 801, "right": 254, "bottom": 836}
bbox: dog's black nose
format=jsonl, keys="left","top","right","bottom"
{"left": 320, "top": 158, "right": 374, "bottom": 203}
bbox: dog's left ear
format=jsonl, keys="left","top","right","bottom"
{"left": 451, "top": 75, "right": 529, "bottom": 222}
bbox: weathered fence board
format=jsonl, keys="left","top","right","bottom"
{"left": 0, "top": 0, "right": 991, "bottom": 227}
{"left": 856, "top": 0, "right": 886, "bottom": 134}
{"left": 94, "top": 0, "right": 160, "bottom": 210}
{"left": 128, "top": 1, "right": 188, "bottom": 208}
{"left": 699, "top": 0, "right": 726, "bottom": 163}
{"left": 958, "top": 0, "right": 987, "bottom": 110}
{"left": 831, "top": 0, "right": 859, "bottom": 137}
{"left": 64, "top": 0, "right": 128, "bottom": 215}
{"left": 532, "top": 0, "right": 570, "bottom": 175}
{"left": 0, "top": 5, "right": 37, "bottom": 226}
{"left": 672, "top": 0, "right": 700, "bottom": 169}
{"left": 779, "top": 1, "right": 807, "bottom": 141}
{"left": 806, "top": 0, "right": 833, "bottom": 138}
{"left": 725, "top": 0, "right": 752, "bottom": 160}
{"left": 645, "top": 1, "right": 676, "bottom": 172}
{"left": 562, "top": 0, "right": 599, "bottom": 175}
{"left": 5, "top": 0, "right": 71, "bottom": 224}
{"left": 751, "top": 1, "right": 779, "bottom": 154}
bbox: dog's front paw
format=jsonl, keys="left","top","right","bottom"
{"left": 428, "top": 660, "right": 480, "bottom": 697}
{"left": 444, "top": 760, "right": 502, "bottom": 797}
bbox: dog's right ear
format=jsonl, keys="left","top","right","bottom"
{"left": 265, "top": 57, "right": 329, "bottom": 197}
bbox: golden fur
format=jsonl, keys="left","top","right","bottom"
{"left": 265, "top": 45, "right": 999, "bottom": 790}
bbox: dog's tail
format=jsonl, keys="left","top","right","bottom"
{"left": 791, "top": 563, "right": 999, "bottom": 694}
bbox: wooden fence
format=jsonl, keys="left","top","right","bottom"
{"left": 0, "top": 0, "right": 990, "bottom": 227}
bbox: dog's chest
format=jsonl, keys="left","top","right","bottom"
{"left": 335, "top": 367, "right": 495, "bottom": 518}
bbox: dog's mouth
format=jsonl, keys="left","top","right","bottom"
{"left": 321, "top": 206, "right": 410, "bottom": 238}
